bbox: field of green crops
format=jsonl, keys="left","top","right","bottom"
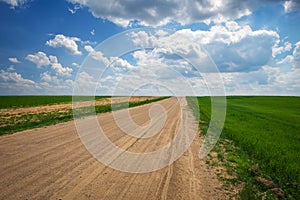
{"left": 192, "top": 96, "right": 300, "bottom": 198}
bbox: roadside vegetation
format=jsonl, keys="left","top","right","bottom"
{"left": 187, "top": 96, "right": 300, "bottom": 199}
{"left": 0, "top": 96, "right": 169, "bottom": 135}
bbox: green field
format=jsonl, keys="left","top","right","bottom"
{"left": 0, "top": 96, "right": 108, "bottom": 108}
{"left": 190, "top": 96, "right": 300, "bottom": 199}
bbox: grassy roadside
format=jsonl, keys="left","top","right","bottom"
{"left": 187, "top": 96, "right": 300, "bottom": 199}
{"left": 0, "top": 97, "right": 169, "bottom": 136}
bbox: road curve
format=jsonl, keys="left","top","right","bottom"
{"left": 0, "top": 97, "right": 226, "bottom": 199}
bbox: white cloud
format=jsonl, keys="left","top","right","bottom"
{"left": 25, "top": 51, "right": 51, "bottom": 68}
{"left": 77, "top": 71, "right": 95, "bottom": 85}
{"left": 218, "top": 65, "right": 300, "bottom": 95}
{"left": 49, "top": 55, "right": 73, "bottom": 76}
{"left": 110, "top": 57, "right": 134, "bottom": 71}
{"left": 7, "top": 65, "right": 15, "bottom": 71}
{"left": 46, "top": 34, "right": 82, "bottom": 55}
{"left": 68, "top": 4, "right": 81, "bottom": 14}
{"left": 26, "top": 51, "right": 72, "bottom": 76}
{"left": 39, "top": 71, "right": 74, "bottom": 94}
{"left": 8, "top": 57, "right": 20, "bottom": 63}
{"left": 283, "top": 0, "right": 300, "bottom": 13}
{"left": 293, "top": 41, "right": 300, "bottom": 60}
{"left": 67, "top": 0, "right": 284, "bottom": 27}
{"left": 220, "top": 41, "right": 298, "bottom": 95}
{"left": 277, "top": 55, "right": 294, "bottom": 65}
{"left": 84, "top": 45, "right": 110, "bottom": 65}
{"left": 178, "top": 21, "right": 279, "bottom": 46}
{"left": 277, "top": 41, "right": 300, "bottom": 69}
{"left": 130, "top": 31, "right": 157, "bottom": 47}
{"left": 40, "top": 71, "right": 53, "bottom": 82}
{"left": 0, "top": 69, "right": 35, "bottom": 85}
{"left": 85, "top": 26, "right": 300, "bottom": 96}
{"left": 79, "top": 26, "right": 281, "bottom": 95}
{"left": 0, "top": 0, "right": 27, "bottom": 8}
{"left": 38, "top": 72, "right": 74, "bottom": 95}
{"left": 73, "top": 71, "right": 98, "bottom": 95}
{"left": 80, "top": 40, "right": 96, "bottom": 46}
{"left": 71, "top": 62, "right": 80, "bottom": 67}
{"left": 68, "top": 7, "right": 76, "bottom": 14}
{"left": 272, "top": 41, "right": 292, "bottom": 57}
{"left": 40, "top": 71, "right": 66, "bottom": 85}
{"left": 90, "top": 29, "right": 95, "bottom": 36}
{"left": 128, "top": 23, "right": 279, "bottom": 72}
{"left": 284, "top": 1, "right": 293, "bottom": 12}
{"left": 84, "top": 45, "right": 134, "bottom": 73}
{"left": 0, "top": 66, "right": 75, "bottom": 95}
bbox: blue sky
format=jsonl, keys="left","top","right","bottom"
{"left": 0, "top": 0, "right": 299, "bottom": 95}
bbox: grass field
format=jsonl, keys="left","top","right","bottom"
{"left": 188, "top": 96, "right": 300, "bottom": 199}
{"left": 0, "top": 96, "right": 108, "bottom": 108}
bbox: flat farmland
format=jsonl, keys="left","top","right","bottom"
{"left": 1, "top": 96, "right": 299, "bottom": 199}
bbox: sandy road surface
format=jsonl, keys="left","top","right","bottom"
{"left": 0, "top": 97, "right": 227, "bottom": 199}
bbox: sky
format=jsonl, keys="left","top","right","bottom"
{"left": 0, "top": 0, "right": 299, "bottom": 96}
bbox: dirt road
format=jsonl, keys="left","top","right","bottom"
{"left": 0, "top": 97, "right": 227, "bottom": 199}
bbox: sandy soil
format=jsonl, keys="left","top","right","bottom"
{"left": 0, "top": 97, "right": 229, "bottom": 200}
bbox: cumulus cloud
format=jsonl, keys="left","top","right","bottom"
{"left": 8, "top": 57, "right": 21, "bottom": 63}
{"left": 40, "top": 71, "right": 69, "bottom": 85}
{"left": 7, "top": 65, "right": 15, "bottom": 71}
{"left": 178, "top": 23, "right": 279, "bottom": 72}
{"left": 0, "top": 0, "right": 28, "bottom": 8}
{"left": 0, "top": 70, "right": 35, "bottom": 85}
{"left": 221, "top": 66, "right": 300, "bottom": 95}
{"left": 272, "top": 41, "right": 292, "bottom": 57}
{"left": 38, "top": 72, "right": 74, "bottom": 94}
{"left": 128, "top": 23, "right": 279, "bottom": 72}
{"left": 46, "top": 34, "right": 82, "bottom": 55}
{"left": 40, "top": 71, "right": 53, "bottom": 82}
{"left": 84, "top": 45, "right": 110, "bottom": 65}
{"left": 82, "top": 25, "right": 283, "bottom": 95}
{"left": 67, "top": 0, "right": 287, "bottom": 27}
{"left": 26, "top": 51, "right": 72, "bottom": 76}
{"left": 277, "top": 41, "right": 300, "bottom": 69}
{"left": 80, "top": 33, "right": 218, "bottom": 95}
{"left": 39, "top": 72, "right": 74, "bottom": 94}
{"left": 25, "top": 51, "right": 51, "bottom": 68}
{"left": 74, "top": 25, "right": 298, "bottom": 95}
{"left": 49, "top": 55, "right": 73, "bottom": 76}
{"left": 84, "top": 45, "right": 134, "bottom": 71}
{"left": 0, "top": 70, "right": 73, "bottom": 95}
{"left": 110, "top": 57, "right": 134, "bottom": 72}
{"left": 73, "top": 71, "right": 99, "bottom": 95}
{"left": 293, "top": 41, "right": 300, "bottom": 61}
{"left": 283, "top": 0, "right": 300, "bottom": 13}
